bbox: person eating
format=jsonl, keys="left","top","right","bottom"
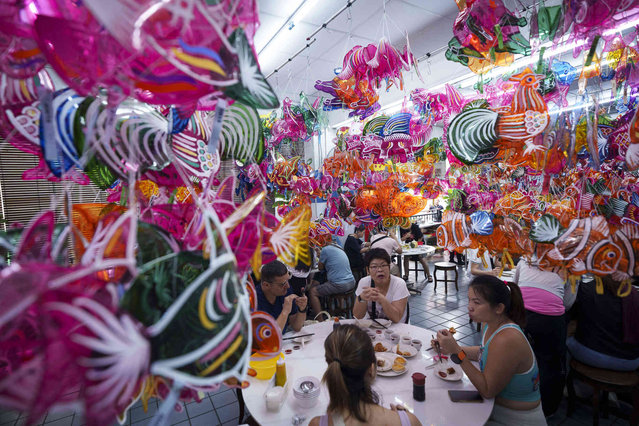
{"left": 353, "top": 248, "right": 409, "bottom": 323}
{"left": 434, "top": 275, "right": 546, "bottom": 425}
{"left": 257, "top": 260, "right": 307, "bottom": 333}
{"left": 309, "top": 324, "right": 421, "bottom": 426}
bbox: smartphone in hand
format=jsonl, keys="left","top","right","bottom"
{"left": 448, "top": 390, "right": 483, "bottom": 403}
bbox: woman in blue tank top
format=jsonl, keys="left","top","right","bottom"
{"left": 435, "top": 276, "right": 546, "bottom": 425}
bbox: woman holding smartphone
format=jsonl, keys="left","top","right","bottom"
{"left": 434, "top": 276, "right": 546, "bottom": 425}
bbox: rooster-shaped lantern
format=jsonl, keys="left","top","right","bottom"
{"left": 447, "top": 67, "right": 549, "bottom": 164}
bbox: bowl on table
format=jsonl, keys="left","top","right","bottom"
{"left": 293, "top": 376, "right": 321, "bottom": 408}
{"left": 249, "top": 353, "right": 284, "bottom": 380}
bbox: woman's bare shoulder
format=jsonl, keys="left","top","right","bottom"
{"left": 490, "top": 326, "right": 529, "bottom": 356}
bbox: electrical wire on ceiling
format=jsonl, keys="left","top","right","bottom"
{"left": 265, "top": 0, "right": 358, "bottom": 79}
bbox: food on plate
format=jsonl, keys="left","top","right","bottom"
{"left": 392, "top": 363, "right": 406, "bottom": 373}
{"left": 374, "top": 342, "right": 387, "bottom": 352}
{"left": 448, "top": 327, "right": 457, "bottom": 335}
{"left": 396, "top": 346, "right": 412, "bottom": 357}
{"left": 438, "top": 371, "right": 448, "bottom": 378}
{"left": 377, "top": 359, "right": 386, "bottom": 368}
{"left": 391, "top": 356, "right": 407, "bottom": 373}
{"left": 447, "top": 367, "right": 456, "bottom": 375}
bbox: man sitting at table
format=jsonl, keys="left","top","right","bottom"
{"left": 467, "top": 248, "right": 502, "bottom": 277}
{"left": 400, "top": 222, "right": 432, "bottom": 283}
{"left": 353, "top": 248, "right": 410, "bottom": 323}
{"left": 258, "top": 260, "right": 307, "bottom": 333}
{"left": 308, "top": 237, "right": 356, "bottom": 319}
{"left": 344, "top": 224, "right": 370, "bottom": 283}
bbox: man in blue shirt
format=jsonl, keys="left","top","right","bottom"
{"left": 257, "top": 260, "right": 307, "bottom": 332}
{"left": 308, "top": 239, "right": 356, "bottom": 318}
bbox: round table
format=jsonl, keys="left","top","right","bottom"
{"left": 401, "top": 245, "right": 436, "bottom": 257}
{"left": 499, "top": 270, "right": 515, "bottom": 282}
{"left": 243, "top": 320, "right": 494, "bottom": 425}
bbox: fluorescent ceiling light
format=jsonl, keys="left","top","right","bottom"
{"left": 258, "top": 0, "right": 320, "bottom": 56}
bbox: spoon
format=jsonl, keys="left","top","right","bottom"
{"left": 292, "top": 414, "right": 306, "bottom": 425}
{"left": 300, "top": 380, "right": 315, "bottom": 393}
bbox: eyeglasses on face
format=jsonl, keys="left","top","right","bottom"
{"left": 267, "top": 279, "right": 290, "bottom": 288}
{"left": 369, "top": 263, "right": 390, "bottom": 271}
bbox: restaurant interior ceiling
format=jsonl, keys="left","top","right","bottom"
{"left": 255, "top": 0, "right": 537, "bottom": 124}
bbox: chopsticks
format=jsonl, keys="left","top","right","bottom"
{"left": 372, "top": 319, "right": 388, "bottom": 329}
{"left": 283, "top": 333, "right": 315, "bottom": 341}
{"left": 432, "top": 334, "right": 443, "bottom": 363}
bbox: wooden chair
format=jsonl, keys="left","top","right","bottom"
{"left": 433, "top": 262, "right": 458, "bottom": 294}
{"left": 321, "top": 289, "right": 356, "bottom": 318}
{"left": 567, "top": 358, "right": 639, "bottom": 425}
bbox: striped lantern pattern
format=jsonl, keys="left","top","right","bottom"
{"left": 447, "top": 108, "right": 498, "bottom": 164}
{"left": 89, "top": 99, "right": 173, "bottom": 178}
{"left": 216, "top": 102, "right": 264, "bottom": 166}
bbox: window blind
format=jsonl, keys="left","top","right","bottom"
{"left": 0, "top": 141, "right": 106, "bottom": 232}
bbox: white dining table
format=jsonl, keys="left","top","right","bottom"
{"left": 401, "top": 245, "right": 437, "bottom": 257}
{"left": 243, "top": 320, "right": 494, "bottom": 426}
{"left": 499, "top": 269, "right": 515, "bottom": 282}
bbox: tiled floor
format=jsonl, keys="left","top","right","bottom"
{"left": 0, "top": 253, "right": 632, "bottom": 425}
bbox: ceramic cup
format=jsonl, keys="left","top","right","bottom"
{"left": 390, "top": 333, "right": 400, "bottom": 344}
{"left": 411, "top": 339, "right": 422, "bottom": 351}
{"left": 401, "top": 336, "right": 412, "bottom": 346}
{"left": 384, "top": 329, "right": 393, "bottom": 340}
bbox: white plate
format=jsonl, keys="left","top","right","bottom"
{"left": 434, "top": 362, "right": 463, "bottom": 381}
{"left": 369, "top": 319, "right": 392, "bottom": 329}
{"left": 390, "top": 344, "right": 418, "bottom": 358}
{"left": 375, "top": 354, "right": 392, "bottom": 372}
{"left": 292, "top": 335, "right": 312, "bottom": 344}
{"left": 376, "top": 353, "right": 408, "bottom": 377}
{"left": 356, "top": 319, "right": 372, "bottom": 328}
{"left": 373, "top": 341, "right": 390, "bottom": 353}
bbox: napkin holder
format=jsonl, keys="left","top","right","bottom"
{"left": 263, "top": 374, "right": 289, "bottom": 412}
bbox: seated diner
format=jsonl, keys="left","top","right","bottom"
{"left": 309, "top": 324, "right": 421, "bottom": 426}
{"left": 257, "top": 260, "right": 308, "bottom": 333}
{"left": 353, "top": 248, "right": 410, "bottom": 323}
{"left": 435, "top": 275, "right": 546, "bottom": 425}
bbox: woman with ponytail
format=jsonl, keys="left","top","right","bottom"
{"left": 435, "top": 276, "right": 546, "bottom": 425}
{"left": 309, "top": 325, "right": 421, "bottom": 426}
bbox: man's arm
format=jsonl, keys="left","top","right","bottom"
{"left": 471, "top": 262, "right": 496, "bottom": 276}
{"left": 288, "top": 311, "right": 305, "bottom": 331}
{"left": 276, "top": 294, "right": 297, "bottom": 331}
{"left": 289, "top": 295, "right": 308, "bottom": 332}
{"left": 317, "top": 247, "right": 326, "bottom": 270}
{"left": 392, "top": 236, "right": 403, "bottom": 254}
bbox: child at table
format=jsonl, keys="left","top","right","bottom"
{"left": 309, "top": 325, "right": 421, "bottom": 426}
{"left": 434, "top": 275, "right": 546, "bottom": 426}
